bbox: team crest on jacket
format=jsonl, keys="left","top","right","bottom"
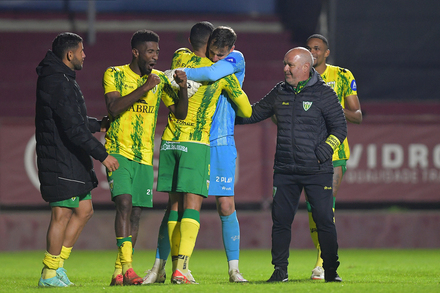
{"left": 303, "top": 101, "right": 313, "bottom": 111}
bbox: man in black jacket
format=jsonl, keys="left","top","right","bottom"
{"left": 35, "top": 32, "right": 119, "bottom": 287}
{"left": 236, "top": 47, "right": 346, "bottom": 282}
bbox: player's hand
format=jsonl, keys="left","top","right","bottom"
{"left": 174, "top": 70, "right": 188, "bottom": 89}
{"left": 143, "top": 73, "right": 161, "bottom": 91}
{"left": 100, "top": 116, "right": 110, "bottom": 132}
{"left": 102, "top": 155, "right": 119, "bottom": 172}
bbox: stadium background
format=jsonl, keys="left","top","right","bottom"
{"left": 0, "top": 0, "right": 439, "bottom": 251}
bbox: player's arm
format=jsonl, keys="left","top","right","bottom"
{"left": 104, "top": 71, "right": 160, "bottom": 117}
{"left": 167, "top": 69, "right": 188, "bottom": 120}
{"left": 344, "top": 94, "right": 362, "bottom": 124}
{"left": 223, "top": 75, "right": 251, "bottom": 118}
{"left": 184, "top": 59, "right": 236, "bottom": 82}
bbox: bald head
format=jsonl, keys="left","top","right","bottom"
{"left": 285, "top": 47, "right": 313, "bottom": 68}
{"left": 283, "top": 47, "right": 313, "bottom": 87}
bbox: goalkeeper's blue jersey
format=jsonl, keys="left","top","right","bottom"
{"left": 185, "top": 50, "right": 245, "bottom": 146}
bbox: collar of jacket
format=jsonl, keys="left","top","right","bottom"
{"left": 36, "top": 50, "right": 76, "bottom": 80}
{"left": 283, "top": 68, "right": 320, "bottom": 93}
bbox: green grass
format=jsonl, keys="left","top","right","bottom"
{"left": 1, "top": 249, "right": 439, "bottom": 292}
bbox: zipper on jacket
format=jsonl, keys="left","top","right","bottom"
{"left": 58, "top": 177, "right": 86, "bottom": 184}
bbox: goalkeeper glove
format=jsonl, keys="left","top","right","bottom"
{"left": 164, "top": 68, "right": 201, "bottom": 98}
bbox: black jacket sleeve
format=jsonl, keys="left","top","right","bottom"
{"left": 87, "top": 117, "right": 102, "bottom": 133}
{"left": 52, "top": 81, "right": 108, "bottom": 162}
{"left": 315, "top": 87, "right": 347, "bottom": 163}
{"left": 236, "top": 84, "right": 277, "bottom": 125}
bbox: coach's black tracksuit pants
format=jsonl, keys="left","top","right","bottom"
{"left": 271, "top": 172, "right": 340, "bottom": 272}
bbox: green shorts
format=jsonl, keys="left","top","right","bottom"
{"left": 157, "top": 141, "right": 210, "bottom": 197}
{"left": 333, "top": 159, "right": 347, "bottom": 176}
{"left": 107, "top": 154, "right": 153, "bottom": 208}
{"left": 50, "top": 192, "right": 91, "bottom": 208}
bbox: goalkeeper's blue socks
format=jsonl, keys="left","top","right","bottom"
{"left": 221, "top": 211, "right": 240, "bottom": 262}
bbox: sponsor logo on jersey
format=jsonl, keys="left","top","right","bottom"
{"left": 282, "top": 102, "right": 289, "bottom": 105}
{"left": 160, "top": 142, "right": 188, "bottom": 152}
{"left": 327, "top": 81, "right": 336, "bottom": 89}
{"left": 129, "top": 100, "right": 155, "bottom": 113}
{"left": 225, "top": 57, "right": 236, "bottom": 63}
{"left": 351, "top": 80, "right": 357, "bottom": 91}
{"left": 173, "top": 118, "right": 194, "bottom": 127}
{"left": 303, "top": 101, "right": 313, "bottom": 111}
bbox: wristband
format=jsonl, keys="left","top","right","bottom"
{"left": 325, "top": 134, "right": 340, "bottom": 151}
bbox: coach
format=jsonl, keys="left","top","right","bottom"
{"left": 236, "top": 47, "right": 346, "bottom": 282}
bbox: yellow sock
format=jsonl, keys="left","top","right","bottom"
{"left": 41, "top": 267, "right": 57, "bottom": 279}
{"left": 41, "top": 252, "right": 60, "bottom": 279}
{"left": 59, "top": 246, "right": 72, "bottom": 268}
{"left": 308, "top": 211, "right": 323, "bottom": 268}
{"left": 177, "top": 214, "right": 200, "bottom": 274}
{"left": 179, "top": 218, "right": 200, "bottom": 257}
{"left": 113, "top": 253, "right": 123, "bottom": 278}
{"left": 119, "top": 241, "right": 133, "bottom": 273}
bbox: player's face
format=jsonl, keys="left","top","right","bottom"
{"left": 306, "top": 38, "right": 329, "bottom": 67}
{"left": 283, "top": 51, "right": 305, "bottom": 87}
{"left": 70, "top": 42, "right": 85, "bottom": 71}
{"left": 208, "top": 44, "right": 233, "bottom": 62}
{"left": 135, "top": 41, "right": 160, "bottom": 76}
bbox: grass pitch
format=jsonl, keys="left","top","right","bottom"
{"left": 1, "top": 249, "right": 439, "bottom": 292}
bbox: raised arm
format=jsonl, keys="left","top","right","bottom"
{"left": 184, "top": 59, "right": 235, "bottom": 82}
{"left": 105, "top": 73, "right": 160, "bottom": 117}
{"left": 185, "top": 51, "right": 244, "bottom": 83}
{"left": 167, "top": 69, "right": 188, "bottom": 120}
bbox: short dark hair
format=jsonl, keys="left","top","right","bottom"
{"left": 51, "top": 32, "right": 83, "bottom": 60}
{"left": 209, "top": 26, "right": 237, "bottom": 50}
{"left": 307, "top": 34, "right": 329, "bottom": 48}
{"left": 131, "top": 30, "right": 160, "bottom": 49}
{"left": 189, "top": 21, "right": 214, "bottom": 51}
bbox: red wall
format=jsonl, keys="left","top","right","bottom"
{"left": 1, "top": 116, "right": 440, "bottom": 207}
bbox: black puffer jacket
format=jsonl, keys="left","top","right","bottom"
{"left": 237, "top": 69, "right": 347, "bottom": 175}
{"left": 35, "top": 50, "right": 108, "bottom": 202}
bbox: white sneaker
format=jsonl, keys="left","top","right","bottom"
{"left": 142, "top": 268, "right": 166, "bottom": 284}
{"left": 229, "top": 269, "right": 248, "bottom": 282}
{"left": 186, "top": 270, "right": 199, "bottom": 284}
{"left": 310, "top": 266, "right": 324, "bottom": 280}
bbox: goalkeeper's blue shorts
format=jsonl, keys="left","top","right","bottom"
{"left": 208, "top": 145, "right": 236, "bottom": 196}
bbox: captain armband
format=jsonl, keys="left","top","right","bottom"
{"left": 325, "top": 134, "right": 341, "bottom": 151}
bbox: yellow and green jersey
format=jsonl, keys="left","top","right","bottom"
{"left": 103, "top": 64, "right": 178, "bottom": 165}
{"left": 161, "top": 48, "right": 251, "bottom": 145}
{"left": 321, "top": 64, "right": 357, "bottom": 161}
